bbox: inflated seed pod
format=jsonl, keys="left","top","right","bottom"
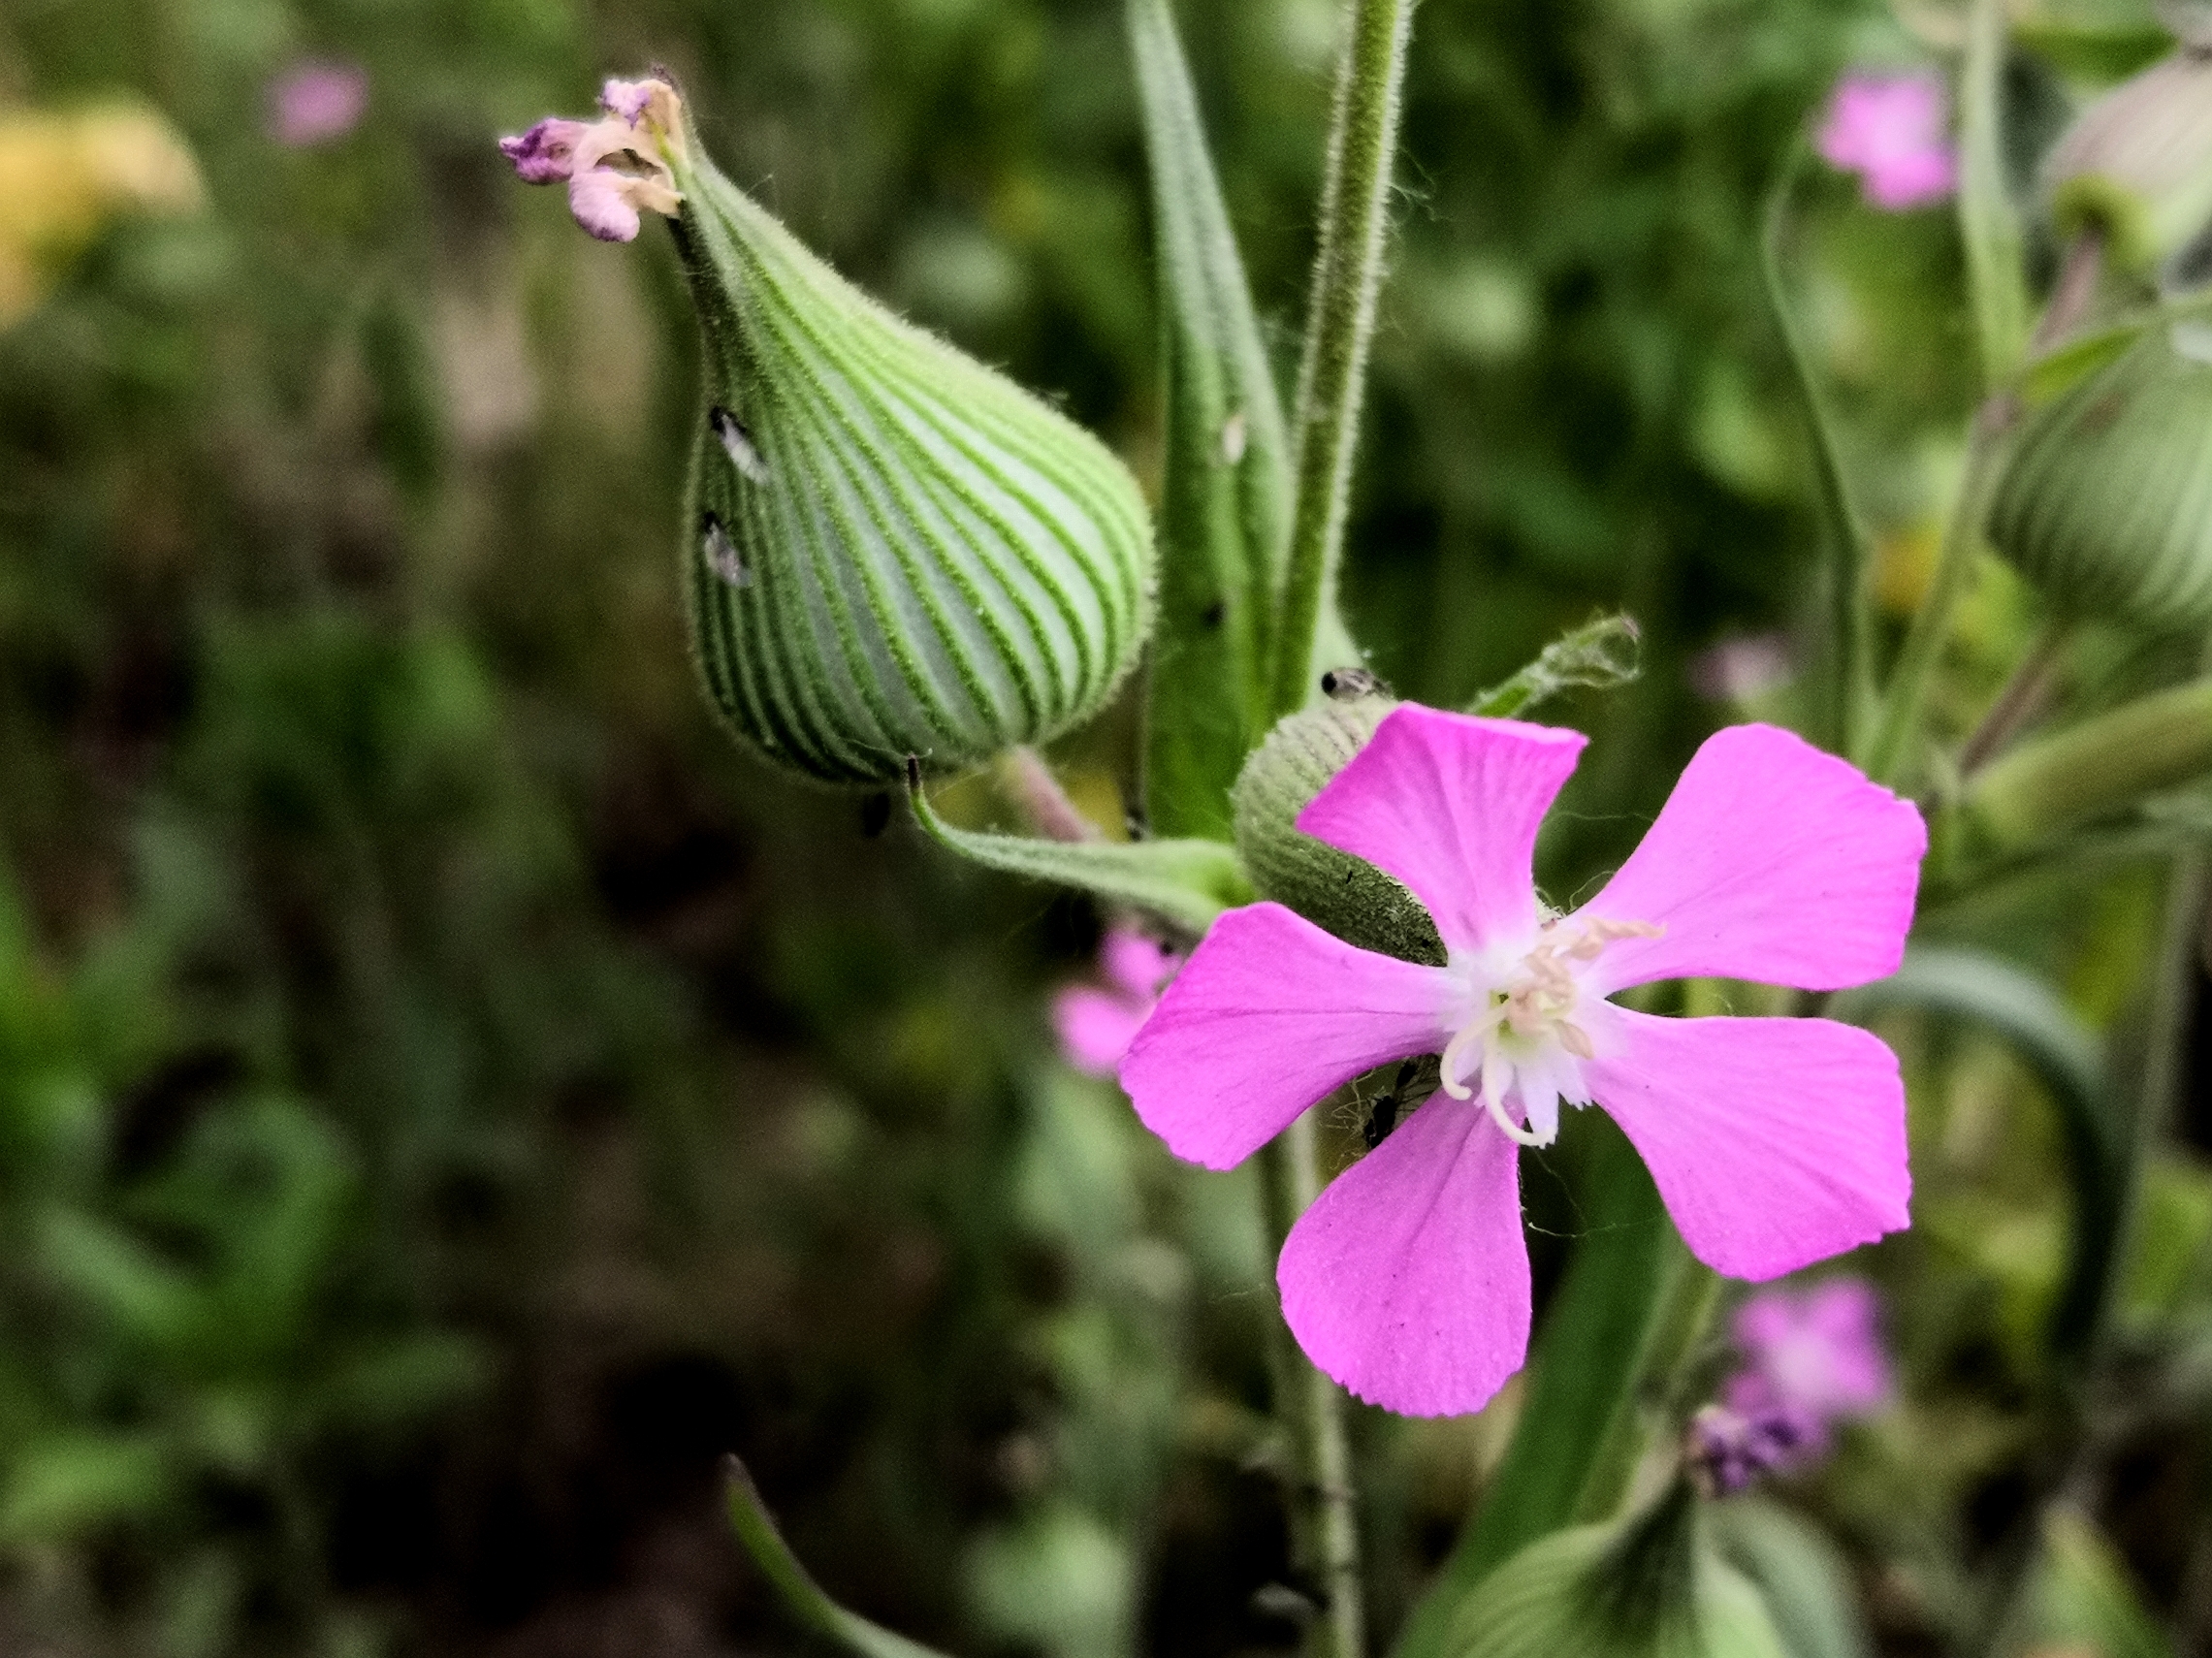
{"left": 1230, "top": 690, "right": 1446, "bottom": 965}
{"left": 1987, "top": 327, "right": 2212, "bottom": 631}
{"left": 504, "top": 78, "right": 1154, "bottom": 785}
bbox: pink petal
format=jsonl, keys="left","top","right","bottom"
{"left": 1298, "top": 706, "right": 1587, "bottom": 956}
{"left": 1053, "top": 987, "right": 1149, "bottom": 1077}
{"left": 568, "top": 169, "right": 641, "bottom": 242}
{"left": 1120, "top": 903, "right": 1453, "bottom": 1171}
{"left": 1590, "top": 1010, "right": 1911, "bottom": 1282}
{"left": 1278, "top": 1098, "right": 1530, "bottom": 1417}
{"left": 1577, "top": 724, "right": 1925, "bottom": 995}
{"left": 498, "top": 116, "right": 591, "bottom": 184}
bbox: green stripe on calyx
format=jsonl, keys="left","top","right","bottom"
{"left": 661, "top": 103, "right": 1154, "bottom": 784}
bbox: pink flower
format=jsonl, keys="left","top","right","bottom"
{"left": 1817, "top": 72, "right": 1959, "bottom": 210}
{"left": 266, "top": 59, "right": 369, "bottom": 148}
{"left": 497, "top": 78, "right": 684, "bottom": 243}
{"left": 1689, "top": 633, "right": 1796, "bottom": 705}
{"left": 1121, "top": 707, "right": 1924, "bottom": 1417}
{"left": 1055, "top": 928, "right": 1181, "bottom": 1077}
{"left": 1685, "top": 1403, "right": 1811, "bottom": 1498}
{"left": 1724, "top": 1276, "right": 1893, "bottom": 1433}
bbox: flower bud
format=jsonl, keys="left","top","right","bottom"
{"left": 651, "top": 90, "right": 1153, "bottom": 784}
{"left": 1987, "top": 327, "right": 2212, "bottom": 631}
{"left": 1229, "top": 691, "right": 1446, "bottom": 965}
{"left": 2042, "top": 48, "right": 2212, "bottom": 274}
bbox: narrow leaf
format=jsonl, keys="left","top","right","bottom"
{"left": 1833, "top": 947, "right": 2119, "bottom": 1362}
{"left": 724, "top": 1457, "right": 957, "bottom": 1658}
{"left": 908, "top": 760, "right": 1252, "bottom": 935}
{"left": 1468, "top": 615, "right": 1642, "bottom": 720}
{"left": 1960, "top": 0, "right": 2031, "bottom": 386}
{"left": 1129, "top": 0, "right": 1294, "bottom": 840}
{"left": 2026, "top": 1509, "right": 2176, "bottom": 1658}
{"left": 2021, "top": 317, "right": 2147, "bottom": 407}
{"left": 1764, "top": 145, "right": 1874, "bottom": 755}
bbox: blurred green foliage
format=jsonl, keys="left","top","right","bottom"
{"left": 7, "top": 0, "right": 2212, "bottom": 1654}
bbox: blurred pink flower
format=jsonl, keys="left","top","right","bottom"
{"left": 1689, "top": 633, "right": 1796, "bottom": 705}
{"left": 1686, "top": 1402, "right": 1811, "bottom": 1497}
{"left": 266, "top": 59, "right": 369, "bottom": 148}
{"left": 1053, "top": 928, "right": 1181, "bottom": 1076}
{"left": 1723, "top": 1276, "right": 1893, "bottom": 1465}
{"left": 1817, "top": 72, "right": 1958, "bottom": 210}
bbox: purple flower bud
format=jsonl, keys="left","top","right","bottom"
{"left": 600, "top": 79, "right": 655, "bottom": 125}
{"left": 266, "top": 58, "right": 369, "bottom": 149}
{"left": 498, "top": 117, "right": 592, "bottom": 185}
{"left": 1686, "top": 1403, "right": 1812, "bottom": 1498}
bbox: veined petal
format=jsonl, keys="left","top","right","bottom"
{"left": 1578, "top": 724, "right": 1925, "bottom": 995}
{"left": 1278, "top": 1098, "right": 1530, "bottom": 1418}
{"left": 1120, "top": 903, "right": 1452, "bottom": 1171}
{"left": 1590, "top": 1010, "right": 1910, "bottom": 1282}
{"left": 1298, "top": 706, "right": 1587, "bottom": 956}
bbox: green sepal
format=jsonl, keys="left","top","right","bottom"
{"left": 665, "top": 120, "right": 1155, "bottom": 785}
{"left": 723, "top": 1456, "right": 955, "bottom": 1658}
{"left": 1230, "top": 693, "right": 1446, "bottom": 964}
{"left": 1129, "top": 0, "right": 1294, "bottom": 840}
{"left": 906, "top": 760, "right": 1252, "bottom": 936}
{"left": 1470, "top": 616, "right": 1643, "bottom": 720}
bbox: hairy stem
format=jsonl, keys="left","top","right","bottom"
{"left": 1273, "top": 0, "right": 1415, "bottom": 717}
{"left": 1261, "top": 1118, "right": 1367, "bottom": 1658}
{"left": 995, "top": 747, "right": 1104, "bottom": 844}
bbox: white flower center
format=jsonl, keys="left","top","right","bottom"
{"left": 1438, "top": 916, "right": 1663, "bottom": 1149}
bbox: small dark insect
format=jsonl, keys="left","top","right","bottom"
{"left": 1200, "top": 600, "right": 1226, "bottom": 630}
{"left": 860, "top": 792, "right": 893, "bottom": 838}
{"left": 708, "top": 404, "right": 771, "bottom": 483}
{"left": 1362, "top": 1057, "right": 1421, "bottom": 1149}
{"left": 701, "top": 510, "right": 751, "bottom": 587}
{"left": 1322, "top": 666, "right": 1387, "bottom": 700}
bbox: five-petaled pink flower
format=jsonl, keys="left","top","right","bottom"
{"left": 1120, "top": 707, "right": 1925, "bottom": 1418}
{"left": 1817, "top": 72, "right": 1959, "bottom": 210}
{"left": 1723, "top": 1275, "right": 1893, "bottom": 1457}
{"left": 1055, "top": 927, "right": 1182, "bottom": 1077}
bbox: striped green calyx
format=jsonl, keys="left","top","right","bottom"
{"left": 656, "top": 87, "right": 1154, "bottom": 784}
{"left": 2043, "top": 48, "right": 2212, "bottom": 274}
{"left": 1230, "top": 689, "right": 1445, "bottom": 965}
{"left": 1988, "top": 327, "right": 2212, "bottom": 630}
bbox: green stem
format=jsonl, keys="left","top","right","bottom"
{"left": 1261, "top": 1118, "right": 1368, "bottom": 1658}
{"left": 1859, "top": 423, "right": 2005, "bottom": 787}
{"left": 1957, "top": 618, "right": 2074, "bottom": 779}
{"left": 1273, "top": 0, "right": 1415, "bottom": 718}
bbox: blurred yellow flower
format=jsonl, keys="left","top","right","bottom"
{"left": 1874, "top": 520, "right": 1943, "bottom": 615}
{"left": 0, "top": 102, "right": 204, "bottom": 330}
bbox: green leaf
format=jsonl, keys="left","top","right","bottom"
{"left": 724, "top": 1456, "right": 959, "bottom": 1658}
{"left": 1963, "top": 677, "right": 2212, "bottom": 852}
{"left": 908, "top": 761, "right": 1252, "bottom": 934}
{"left": 0, "top": 1432, "right": 172, "bottom": 1546}
{"left": 2019, "top": 317, "right": 2148, "bottom": 407}
{"left": 1469, "top": 615, "right": 1643, "bottom": 721}
{"left": 1392, "top": 1121, "right": 1683, "bottom": 1658}
{"left": 2024, "top": 1509, "right": 2175, "bottom": 1658}
{"left": 1960, "top": 0, "right": 2031, "bottom": 387}
{"left": 1711, "top": 1501, "right": 1873, "bottom": 1658}
{"left": 1128, "top": 0, "right": 1295, "bottom": 841}
{"left": 1832, "top": 947, "right": 2119, "bottom": 1363}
